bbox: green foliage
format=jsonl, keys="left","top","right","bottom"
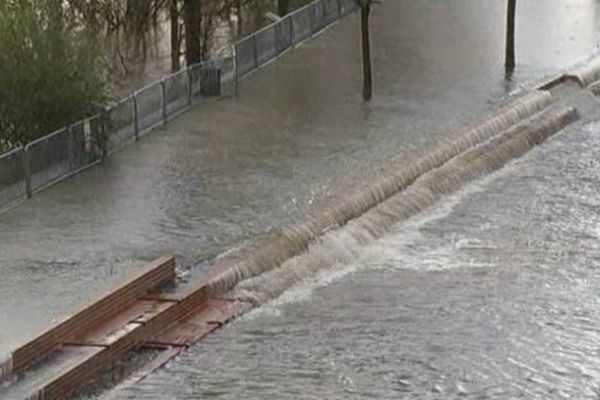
{"left": 0, "top": 0, "right": 108, "bottom": 150}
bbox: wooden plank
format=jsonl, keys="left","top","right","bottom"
{"left": 9, "top": 256, "right": 176, "bottom": 378}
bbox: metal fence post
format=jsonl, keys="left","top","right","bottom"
{"left": 67, "top": 123, "right": 76, "bottom": 169}
{"left": 99, "top": 108, "right": 109, "bottom": 158}
{"left": 233, "top": 47, "right": 239, "bottom": 96}
{"left": 252, "top": 35, "right": 259, "bottom": 69}
{"left": 318, "top": 0, "right": 325, "bottom": 30}
{"left": 336, "top": 0, "right": 342, "bottom": 17}
{"left": 309, "top": 2, "right": 316, "bottom": 35}
{"left": 160, "top": 78, "right": 167, "bottom": 125}
{"left": 288, "top": 15, "right": 294, "bottom": 47}
{"left": 274, "top": 23, "right": 281, "bottom": 56}
{"left": 132, "top": 93, "right": 140, "bottom": 141}
{"left": 187, "top": 67, "right": 193, "bottom": 106}
{"left": 22, "top": 146, "right": 32, "bottom": 198}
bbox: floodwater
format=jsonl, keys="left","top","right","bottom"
{"left": 1, "top": 0, "right": 600, "bottom": 392}
{"left": 112, "top": 106, "right": 600, "bottom": 400}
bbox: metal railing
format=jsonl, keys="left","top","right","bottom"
{"left": 0, "top": 0, "right": 359, "bottom": 211}
{"left": 235, "top": 0, "right": 358, "bottom": 78}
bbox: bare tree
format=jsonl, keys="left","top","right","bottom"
{"left": 356, "top": 0, "right": 373, "bottom": 101}
{"left": 505, "top": 0, "right": 516, "bottom": 73}
{"left": 169, "top": 0, "right": 181, "bottom": 71}
{"left": 278, "top": 0, "right": 290, "bottom": 16}
{"left": 183, "top": 0, "right": 202, "bottom": 65}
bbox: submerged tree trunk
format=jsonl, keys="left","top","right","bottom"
{"left": 278, "top": 0, "right": 290, "bottom": 16}
{"left": 170, "top": 0, "right": 181, "bottom": 71}
{"left": 184, "top": 0, "right": 202, "bottom": 65}
{"left": 201, "top": 12, "right": 213, "bottom": 61}
{"left": 505, "top": 0, "right": 516, "bottom": 73}
{"left": 236, "top": 0, "right": 243, "bottom": 36}
{"left": 361, "top": 2, "right": 372, "bottom": 101}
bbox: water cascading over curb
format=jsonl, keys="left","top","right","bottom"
{"left": 231, "top": 107, "right": 578, "bottom": 304}
{"left": 0, "top": 88, "right": 582, "bottom": 400}
{"left": 206, "top": 90, "right": 555, "bottom": 295}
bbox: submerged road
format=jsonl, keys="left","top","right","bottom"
{"left": 114, "top": 96, "right": 600, "bottom": 399}
{"left": 1, "top": 0, "right": 600, "bottom": 391}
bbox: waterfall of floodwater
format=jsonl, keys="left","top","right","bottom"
{"left": 231, "top": 106, "right": 577, "bottom": 303}
{"left": 206, "top": 91, "right": 554, "bottom": 295}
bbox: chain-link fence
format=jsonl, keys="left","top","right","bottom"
{"left": 136, "top": 82, "right": 163, "bottom": 133}
{"left": 190, "top": 57, "right": 236, "bottom": 99}
{"left": 0, "top": 56, "right": 238, "bottom": 207}
{"left": 26, "top": 128, "right": 72, "bottom": 192}
{"left": 339, "top": 0, "right": 359, "bottom": 16}
{"left": 106, "top": 97, "right": 136, "bottom": 152}
{"left": 24, "top": 119, "right": 104, "bottom": 193}
{"left": 0, "top": 148, "right": 26, "bottom": 208}
{"left": 0, "top": 0, "right": 358, "bottom": 210}
{"left": 323, "top": 0, "right": 341, "bottom": 24}
{"left": 235, "top": 0, "right": 358, "bottom": 79}
{"left": 164, "top": 70, "right": 191, "bottom": 117}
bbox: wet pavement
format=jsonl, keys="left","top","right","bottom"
{"left": 1, "top": 0, "right": 600, "bottom": 393}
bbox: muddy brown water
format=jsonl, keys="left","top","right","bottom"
{"left": 2, "top": 1, "right": 600, "bottom": 398}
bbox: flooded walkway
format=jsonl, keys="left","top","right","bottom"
{"left": 1, "top": 0, "right": 600, "bottom": 383}
{"left": 111, "top": 94, "right": 600, "bottom": 399}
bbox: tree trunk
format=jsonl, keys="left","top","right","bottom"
{"left": 505, "top": 0, "right": 516, "bottom": 73}
{"left": 278, "top": 0, "right": 290, "bottom": 16}
{"left": 236, "top": 0, "right": 243, "bottom": 36}
{"left": 201, "top": 13, "right": 213, "bottom": 61}
{"left": 361, "top": 3, "right": 372, "bottom": 101}
{"left": 170, "top": 0, "right": 181, "bottom": 71}
{"left": 184, "top": 0, "right": 202, "bottom": 65}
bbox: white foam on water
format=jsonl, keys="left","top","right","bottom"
{"left": 241, "top": 263, "right": 362, "bottom": 320}
{"left": 243, "top": 154, "right": 528, "bottom": 317}
{"left": 228, "top": 107, "right": 577, "bottom": 309}
{"left": 207, "top": 92, "right": 555, "bottom": 297}
{"left": 359, "top": 161, "right": 520, "bottom": 274}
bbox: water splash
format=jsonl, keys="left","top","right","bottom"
{"left": 231, "top": 107, "right": 577, "bottom": 304}
{"left": 205, "top": 91, "right": 553, "bottom": 296}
